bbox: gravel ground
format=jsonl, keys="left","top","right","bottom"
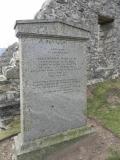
{"left": 0, "top": 119, "right": 120, "bottom": 160}
{"left": 0, "top": 138, "right": 13, "bottom": 160}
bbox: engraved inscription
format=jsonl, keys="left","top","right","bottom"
{"left": 32, "top": 79, "right": 81, "bottom": 93}
{"left": 25, "top": 57, "right": 79, "bottom": 78}
{"left": 24, "top": 38, "right": 84, "bottom": 94}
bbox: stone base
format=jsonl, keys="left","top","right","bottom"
{"left": 13, "top": 126, "right": 95, "bottom": 160}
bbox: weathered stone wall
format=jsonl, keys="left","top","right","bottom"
{"left": 35, "top": 0, "right": 120, "bottom": 81}
{"left": 0, "top": 43, "right": 20, "bottom": 128}
{"left": 97, "top": 22, "right": 115, "bottom": 79}
{"left": 0, "top": 0, "right": 118, "bottom": 83}
{"left": 0, "top": 43, "right": 19, "bottom": 74}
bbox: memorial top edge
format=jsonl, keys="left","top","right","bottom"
{"left": 14, "top": 19, "right": 90, "bottom": 39}
{"left": 14, "top": 19, "right": 89, "bottom": 32}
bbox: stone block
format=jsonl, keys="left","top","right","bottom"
{"left": 13, "top": 20, "right": 89, "bottom": 159}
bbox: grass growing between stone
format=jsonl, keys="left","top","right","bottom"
{"left": 87, "top": 79, "right": 120, "bottom": 137}
{"left": 0, "top": 116, "right": 20, "bottom": 141}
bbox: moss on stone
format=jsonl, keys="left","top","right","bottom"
{"left": 39, "top": 126, "right": 90, "bottom": 147}
{"left": 17, "top": 126, "right": 93, "bottom": 160}
{"left": 22, "top": 126, "right": 93, "bottom": 153}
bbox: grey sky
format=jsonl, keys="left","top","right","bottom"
{"left": 0, "top": 0, "right": 46, "bottom": 48}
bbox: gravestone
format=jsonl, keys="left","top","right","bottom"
{"left": 13, "top": 20, "right": 91, "bottom": 160}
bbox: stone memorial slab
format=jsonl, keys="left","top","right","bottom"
{"left": 13, "top": 20, "right": 90, "bottom": 160}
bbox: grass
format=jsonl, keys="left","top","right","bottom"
{"left": 106, "top": 149, "right": 120, "bottom": 160}
{"left": 0, "top": 116, "right": 20, "bottom": 141}
{"left": 87, "top": 79, "right": 120, "bottom": 137}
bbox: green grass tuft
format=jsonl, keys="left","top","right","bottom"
{"left": 87, "top": 79, "right": 120, "bottom": 137}
{"left": 106, "top": 149, "right": 120, "bottom": 160}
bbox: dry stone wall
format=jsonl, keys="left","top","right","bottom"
{"left": 35, "top": 0, "right": 120, "bottom": 81}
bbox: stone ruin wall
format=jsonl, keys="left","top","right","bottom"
{"left": 0, "top": 0, "right": 120, "bottom": 107}
{"left": 35, "top": 0, "right": 120, "bottom": 82}
{"left": 1, "top": 0, "right": 120, "bottom": 83}
{"left": 0, "top": 43, "right": 20, "bottom": 129}
{"left": 0, "top": 0, "right": 120, "bottom": 127}
{"left": 0, "top": 43, "right": 18, "bottom": 72}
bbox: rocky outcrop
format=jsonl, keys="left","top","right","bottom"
{"left": 0, "top": 79, "right": 20, "bottom": 129}
{"left": 2, "top": 50, "right": 19, "bottom": 80}
{"left": 0, "top": 43, "right": 20, "bottom": 129}
{"left": 0, "top": 43, "right": 19, "bottom": 74}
